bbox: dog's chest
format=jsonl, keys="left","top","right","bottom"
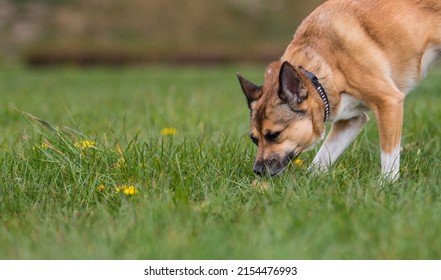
{"left": 333, "top": 94, "right": 368, "bottom": 121}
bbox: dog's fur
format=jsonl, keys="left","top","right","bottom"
{"left": 237, "top": 0, "right": 441, "bottom": 180}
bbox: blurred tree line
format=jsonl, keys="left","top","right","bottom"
{"left": 0, "top": 0, "right": 324, "bottom": 65}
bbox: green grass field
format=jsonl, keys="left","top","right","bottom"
{"left": 0, "top": 64, "right": 441, "bottom": 259}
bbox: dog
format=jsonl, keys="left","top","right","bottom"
{"left": 237, "top": 0, "right": 441, "bottom": 181}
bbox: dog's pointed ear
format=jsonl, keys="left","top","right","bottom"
{"left": 237, "top": 73, "right": 262, "bottom": 109}
{"left": 278, "top": 61, "right": 307, "bottom": 104}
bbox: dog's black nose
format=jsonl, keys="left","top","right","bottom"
{"left": 253, "top": 165, "right": 264, "bottom": 176}
{"left": 253, "top": 158, "right": 284, "bottom": 177}
{"left": 253, "top": 161, "right": 270, "bottom": 177}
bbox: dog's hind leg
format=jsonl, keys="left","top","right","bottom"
{"left": 310, "top": 112, "right": 369, "bottom": 171}
{"left": 371, "top": 90, "right": 404, "bottom": 182}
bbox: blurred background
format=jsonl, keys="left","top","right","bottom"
{"left": 0, "top": 0, "right": 325, "bottom": 66}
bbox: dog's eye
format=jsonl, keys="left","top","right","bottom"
{"left": 249, "top": 135, "right": 259, "bottom": 146}
{"left": 265, "top": 131, "right": 282, "bottom": 142}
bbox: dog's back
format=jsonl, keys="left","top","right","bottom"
{"left": 283, "top": 0, "right": 441, "bottom": 96}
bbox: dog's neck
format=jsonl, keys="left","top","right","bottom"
{"left": 301, "top": 68, "right": 330, "bottom": 122}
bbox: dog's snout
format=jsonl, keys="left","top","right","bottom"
{"left": 253, "top": 157, "right": 280, "bottom": 177}
{"left": 253, "top": 163, "right": 265, "bottom": 176}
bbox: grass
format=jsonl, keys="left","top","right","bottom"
{"left": 0, "top": 64, "right": 441, "bottom": 259}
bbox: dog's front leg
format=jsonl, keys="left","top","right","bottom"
{"left": 310, "top": 113, "right": 369, "bottom": 171}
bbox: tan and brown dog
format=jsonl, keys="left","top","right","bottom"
{"left": 237, "top": 0, "right": 441, "bottom": 180}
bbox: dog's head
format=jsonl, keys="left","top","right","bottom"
{"left": 237, "top": 61, "right": 325, "bottom": 176}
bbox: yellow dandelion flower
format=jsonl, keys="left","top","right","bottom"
{"left": 97, "top": 184, "right": 106, "bottom": 192}
{"left": 294, "top": 159, "right": 304, "bottom": 166}
{"left": 75, "top": 140, "right": 96, "bottom": 149}
{"left": 123, "top": 186, "right": 139, "bottom": 195}
{"left": 161, "top": 127, "right": 176, "bottom": 136}
{"left": 115, "top": 185, "right": 139, "bottom": 196}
